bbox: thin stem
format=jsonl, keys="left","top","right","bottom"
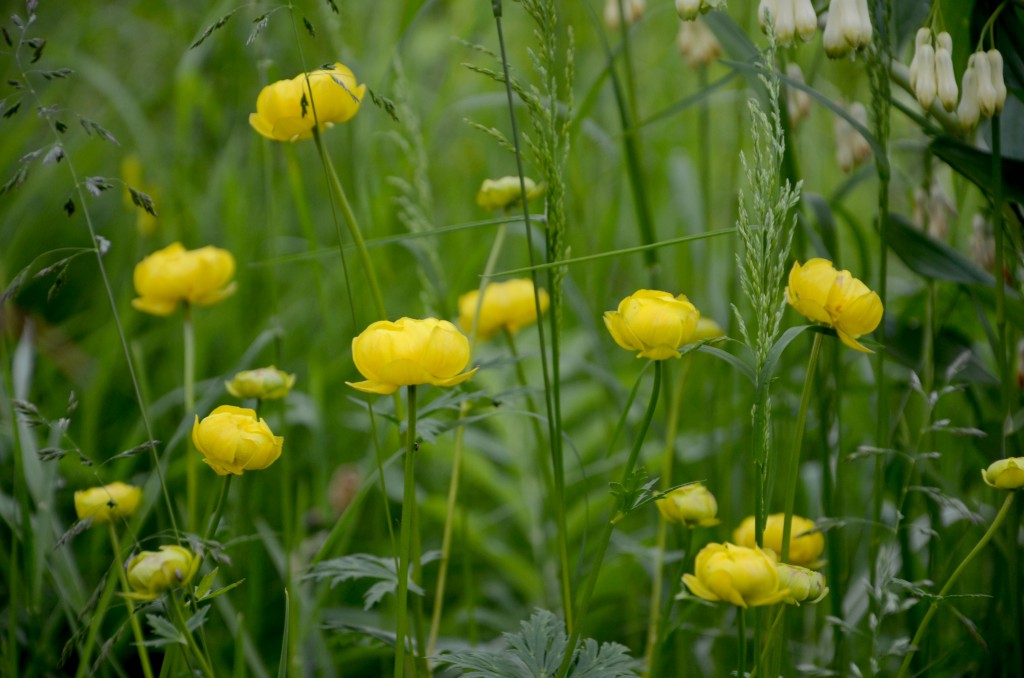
{"left": 184, "top": 306, "right": 197, "bottom": 533}
{"left": 202, "top": 475, "right": 233, "bottom": 547}
{"left": 108, "top": 525, "right": 155, "bottom": 678}
{"left": 168, "top": 592, "right": 215, "bottom": 678}
{"left": 896, "top": 492, "right": 1015, "bottom": 678}
{"left": 738, "top": 608, "right": 748, "bottom": 678}
{"left": 75, "top": 558, "right": 120, "bottom": 678}
{"left": 992, "top": 115, "right": 1009, "bottom": 453}
{"left": 394, "top": 386, "right": 418, "bottom": 678}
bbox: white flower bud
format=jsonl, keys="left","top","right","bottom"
{"left": 935, "top": 34, "right": 958, "bottom": 112}
{"left": 794, "top": 0, "right": 817, "bottom": 41}
{"left": 677, "top": 19, "right": 721, "bottom": 68}
{"left": 958, "top": 56, "right": 981, "bottom": 131}
{"left": 854, "top": 0, "right": 872, "bottom": 47}
{"left": 676, "top": 0, "right": 703, "bottom": 20}
{"left": 775, "top": 0, "right": 797, "bottom": 44}
{"left": 914, "top": 44, "right": 937, "bottom": 109}
{"left": 786, "top": 63, "right": 812, "bottom": 127}
{"left": 975, "top": 51, "right": 998, "bottom": 116}
{"left": 605, "top": 0, "right": 645, "bottom": 29}
{"left": 926, "top": 179, "right": 956, "bottom": 240}
{"left": 758, "top": 0, "right": 778, "bottom": 29}
{"left": 823, "top": 0, "right": 860, "bottom": 58}
{"left": 988, "top": 49, "right": 1007, "bottom": 114}
{"left": 915, "top": 27, "right": 931, "bottom": 48}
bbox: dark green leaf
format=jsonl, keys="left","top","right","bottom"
{"left": 930, "top": 135, "right": 1024, "bottom": 204}
{"left": 886, "top": 214, "right": 991, "bottom": 284}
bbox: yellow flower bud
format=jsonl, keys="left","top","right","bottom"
{"left": 458, "top": 279, "right": 550, "bottom": 341}
{"left": 192, "top": 405, "right": 283, "bottom": 476}
{"left": 347, "top": 318, "right": 477, "bottom": 395}
{"left": 249, "top": 63, "right": 366, "bottom": 142}
{"left": 225, "top": 366, "right": 296, "bottom": 400}
{"left": 786, "top": 259, "right": 882, "bottom": 353}
{"left": 74, "top": 482, "right": 141, "bottom": 526}
{"left": 132, "top": 243, "right": 236, "bottom": 316}
{"left": 733, "top": 514, "right": 825, "bottom": 568}
{"left": 656, "top": 483, "right": 719, "bottom": 527}
{"left": 682, "top": 542, "right": 790, "bottom": 608}
{"left": 476, "top": 176, "right": 543, "bottom": 212}
{"left": 124, "top": 546, "right": 198, "bottom": 601}
{"left": 604, "top": 290, "right": 700, "bottom": 361}
{"left": 982, "top": 457, "right": 1024, "bottom": 490}
{"left": 776, "top": 563, "right": 828, "bottom": 605}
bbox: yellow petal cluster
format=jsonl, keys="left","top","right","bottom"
{"left": 132, "top": 243, "right": 236, "bottom": 316}
{"left": 776, "top": 563, "right": 828, "bottom": 605}
{"left": 733, "top": 513, "right": 825, "bottom": 569}
{"left": 74, "top": 482, "right": 141, "bottom": 526}
{"left": 656, "top": 483, "right": 719, "bottom": 528}
{"left": 124, "top": 546, "right": 198, "bottom": 601}
{"left": 347, "top": 318, "right": 477, "bottom": 395}
{"left": 225, "top": 366, "right": 296, "bottom": 400}
{"left": 683, "top": 542, "right": 790, "bottom": 608}
{"left": 249, "top": 63, "right": 366, "bottom": 142}
{"left": 604, "top": 290, "right": 700, "bottom": 361}
{"left": 982, "top": 457, "right": 1024, "bottom": 490}
{"left": 786, "top": 258, "right": 882, "bottom": 353}
{"left": 458, "top": 279, "right": 549, "bottom": 341}
{"left": 476, "top": 176, "right": 544, "bottom": 212}
{"left": 192, "top": 405, "right": 284, "bottom": 476}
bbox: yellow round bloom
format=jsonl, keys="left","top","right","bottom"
{"left": 476, "top": 176, "right": 544, "bottom": 211}
{"left": 192, "top": 405, "right": 284, "bottom": 476}
{"left": 225, "top": 366, "right": 296, "bottom": 400}
{"left": 776, "top": 563, "right": 828, "bottom": 605}
{"left": 682, "top": 542, "right": 790, "bottom": 608}
{"left": 347, "top": 318, "right": 478, "bottom": 395}
{"left": 124, "top": 546, "right": 198, "bottom": 601}
{"left": 458, "top": 279, "right": 550, "bottom": 340}
{"left": 656, "top": 482, "right": 719, "bottom": 527}
{"left": 249, "top": 63, "right": 366, "bottom": 142}
{"left": 733, "top": 514, "right": 825, "bottom": 569}
{"left": 604, "top": 290, "right": 700, "bottom": 361}
{"left": 786, "top": 259, "right": 838, "bottom": 325}
{"left": 982, "top": 457, "right": 1024, "bottom": 490}
{"left": 786, "top": 259, "right": 883, "bottom": 353}
{"left": 74, "top": 482, "right": 141, "bottom": 525}
{"left": 132, "top": 243, "right": 236, "bottom": 316}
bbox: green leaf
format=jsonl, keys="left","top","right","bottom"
{"left": 307, "top": 553, "right": 424, "bottom": 610}
{"left": 930, "top": 135, "right": 1024, "bottom": 204}
{"left": 143, "top": 614, "right": 185, "bottom": 648}
{"left": 885, "top": 214, "right": 991, "bottom": 285}
{"left": 277, "top": 590, "right": 290, "bottom": 678}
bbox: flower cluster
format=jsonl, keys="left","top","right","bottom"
{"left": 458, "top": 279, "right": 549, "bottom": 341}
{"left": 822, "top": 0, "right": 872, "bottom": 59}
{"left": 909, "top": 29, "right": 958, "bottom": 112}
{"left": 604, "top": 290, "right": 700, "bottom": 360}
{"left": 676, "top": 0, "right": 726, "bottom": 22}
{"left": 786, "top": 258, "right": 883, "bottom": 353}
{"left": 958, "top": 49, "right": 1007, "bottom": 131}
{"left": 250, "top": 63, "right": 365, "bottom": 142}
{"left": 757, "top": 0, "right": 817, "bottom": 45}
{"left": 677, "top": 19, "right": 722, "bottom": 69}
{"left": 132, "top": 243, "right": 236, "bottom": 316}
{"left": 834, "top": 102, "right": 871, "bottom": 173}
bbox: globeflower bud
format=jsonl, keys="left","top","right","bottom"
{"left": 656, "top": 483, "right": 719, "bottom": 527}
{"left": 458, "top": 279, "right": 550, "bottom": 341}
{"left": 604, "top": 290, "right": 700, "bottom": 360}
{"left": 733, "top": 514, "right": 825, "bottom": 568}
{"left": 132, "top": 243, "right": 236, "bottom": 317}
{"left": 477, "top": 176, "right": 543, "bottom": 212}
{"left": 74, "top": 482, "right": 142, "bottom": 526}
{"left": 958, "top": 56, "right": 981, "bottom": 131}
{"left": 683, "top": 543, "right": 790, "bottom": 608}
{"left": 225, "top": 366, "right": 296, "bottom": 400}
{"left": 982, "top": 457, "right": 1024, "bottom": 490}
{"left": 935, "top": 33, "right": 958, "bottom": 112}
{"left": 249, "top": 63, "right": 365, "bottom": 142}
{"left": 776, "top": 563, "right": 829, "bottom": 605}
{"left": 192, "top": 405, "right": 284, "bottom": 476}
{"left": 124, "top": 546, "right": 198, "bottom": 601}
{"left": 826, "top": 267, "right": 884, "bottom": 353}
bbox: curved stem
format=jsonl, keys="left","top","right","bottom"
{"left": 183, "top": 306, "right": 197, "bottom": 533}
{"left": 202, "top": 475, "right": 233, "bottom": 547}
{"left": 108, "top": 525, "right": 155, "bottom": 678}
{"left": 394, "top": 386, "right": 418, "bottom": 678}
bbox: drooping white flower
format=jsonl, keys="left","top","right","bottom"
{"left": 834, "top": 102, "right": 871, "bottom": 173}
{"left": 605, "top": 0, "right": 645, "bottom": 29}
{"left": 987, "top": 49, "right": 1007, "bottom": 114}
{"left": 935, "top": 32, "right": 958, "bottom": 112}
{"left": 958, "top": 55, "right": 981, "bottom": 131}
{"left": 823, "top": 0, "right": 871, "bottom": 58}
{"left": 677, "top": 19, "right": 722, "bottom": 69}
{"left": 676, "top": 0, "right": 726, "bottom": 21}
{"left": 786, "top": 63, "right": 812, "bottom": 127}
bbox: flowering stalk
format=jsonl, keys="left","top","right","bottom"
{"left": 184, "top": 305, "right": 197, "bottom": 532}
{"left": 394, "top": 385, "right": 418, "bottom": 678}
{"left": 107, "top": 524, "right": 155, "bottom": 678}
{"left": 202, "top": 475, "right": 232, "bottom": 549}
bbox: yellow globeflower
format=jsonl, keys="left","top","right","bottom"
{"left": 682, "top": 542, "right": 790, "bottom": 608}
{"left": 74, "top": 482, "right": 141, "bottom": 525}
{"left": 786, "top": 258, "right": 882, "bottom": 353}
{"left": 124, "top": 546, "right": 198, "bottom": 601}
{"left": 656, "top": 482, "right": 719, "bottom": 528}
{"left": 132, "top": 243, "right": 236, "bottom": 316}
{"left": 776, "top": 563, "right": 828, "bottom": 605}
{"left": 604, "top": 290, "right": 700, "bottom": 361}
{"left": 786, "top": 259, "right": 838, "bottom": 325}
{"left": 982, "top": 457, "right": 1024, "bottom": 490}
{"left": 192, "top": 405, "right": 284, "bottom": 476}
{"left": 733, "top": 514, "right": 825, "bottom": 569}
{"left": 347, "top": 318, "right": 478, "bottom": 395}
{"left": 458, "top": 279, "right": 550, "bottom": 340}
{"left": 225, "top": 366, "right": 296, "bottom": 400}
{"left": 476, "top": 176, "right": 544, "bottom": 211}
{"left": 249, "top": 62, "right": 366, "bottom": 142}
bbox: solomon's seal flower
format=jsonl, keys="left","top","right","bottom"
{"left": 733, "top": 513, "right": 825, "bottom": 568}
{"left": 604, "top": 290, "right": 700, "bottom": 360}
{"left": 124, "top": 546, "right": 198, "bottom": 601}
{"left": 656, "top": 482, "right": 719, "bottom": 527}
{"left": 192, "top": 405, "right": 284, "bottom": 476}
{"left": 347, "top": 318, "right": 477, "bottom": 395}
{"left": 458, "top": 279, "right": 550, "bottom": 341}
{"left": 786, "top": 258, "right": 883, "bottom": 353}
{"left": 74, "top": 482, "right": 141, "bottom": 525}
{"left": 982, "top": 457, "right": 1024, "bottom": 490}
{"left": 476, "top": 176, "right": 544, "bottom": 211}
{"left": 683, "top": 542, "right": 790, "bottom": 608}
{"left": 132, "top": 243, "right": 236, "bottom": 316}
{"left": 249, "top": 62, "right": 366, "bottom": 142}
{"left": 776, "top": 563, "right": 828, "bottom": 605}
{"left": 225, "top": 366, "right": 296, "bottom": 400}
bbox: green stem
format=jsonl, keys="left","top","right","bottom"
{"left": 184, "top": 306, "right": 197, "bottom": 533}
{"left": 738, "top": 608, "right": 747, "bottom": 678}
{"left": 992, "top": 115, "right": 1009, "bottom": 452}
{"left": 896, "top": 492, "right": 1015, "bottom": 678}
{"left": 504, "top": 329, "right": 555, "bottom": 499}
{"left": 394, "top": 386, "right": 418, "bottom": 678}
{"left": 108, "top": 525, "right": 155, "bottom": 678}
{"left": 780, "top": 333, "right": 823, "bottom": 562}
{"left": 168, "top": 592, "right": 215, "bottom": 678}
{"left": 203, "top": 475, "right": 233, "bottom": 547}
{"left": 74, "top": 561, "right": 120, "bottom": 678}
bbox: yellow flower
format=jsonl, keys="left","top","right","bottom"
{"left": 225, "top": 366, "right": 296, "bottom": 400}
{"left": 476, "top": 176, "right": 544, "bottom": 211}
{"left": 982, "top": 457, "right": 1024, "bottom": 490}
{"left": 192, "top": 405, "right": 283, "bottom": 476}
{"left": 786, "top": 259, "right": 883, "bottom": 353}
{"left": 656, "top": 482, "right": 719, "bottom": 527}
{"left": 132, "top": 243, "right": 236, "bottom": 316}
{"left": 694, "top": 317, "right": 725, "bottom": 341}
{"left": 249, "top": 62, "right": 366, "bottom": 142}
{"left": 124, "top": 546, "right": 198, "bottom": 601}
{"left": 776, "top": 563, "right": 828, "bottom": 605}
{"left": 682, "top": 542, "right": 790, "bottom": 608}
{"left": 457, "top": 279, "right": 550, "bottom": 340}
{"left": 74, "top": 482, "right": 141, "bottom": 525}
{"left": 733, "top": 514, "right": 825, "bottom": 569}
{"left": 604, "top": 290, "right": 700, "bottom": 360}
{"left": 347, "top": 318, "right": 478, "bottom": 395}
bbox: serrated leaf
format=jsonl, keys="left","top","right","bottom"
{"left": 143, "top": 614, "right": 185, "bottom": 648}
{"left": 307, "top": 553, "right": 424, "bottom": 610}
{"left": 190, "top": 8, "right": 240, "bottom": 49}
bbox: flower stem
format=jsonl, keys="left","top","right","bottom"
{"left": 394, "top": 385, "right": 418, "bottom": 678}
{"left": 108, "top": 524, "right": 155, "bottom": 678}
{"left": 896, "top": 492, "right": 1015, "bottom": 678}
{"left": 738, "top": 607, "right": 748, "bottom": 678}
{"left": 168, "top": 591, "right": 215, "bottom": 678}
{"left": 183, "top": 305, "right": 197, "bottom": 533}
{"left": 203, "top": 475, "right": 233, "bottom": 548}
